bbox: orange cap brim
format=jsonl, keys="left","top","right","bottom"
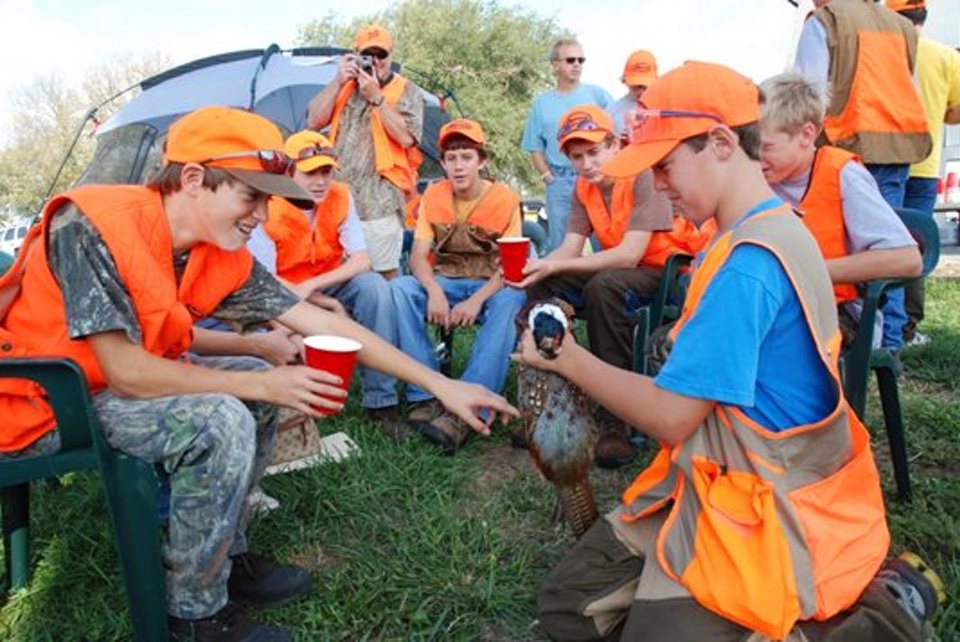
{"left": 223, "top": 168, "right": 314, "bottom": 209}
{"left": 623, "top": 71, "right": 656, "bottom": 87}
{"left": 601, "top": 139, "right": 679, "bottom": 178}
{"left": 295, "top": 155, "right": 340, "bottom": 173}
{"left": 559, "top": 129, "right": 609, "bottom": 151}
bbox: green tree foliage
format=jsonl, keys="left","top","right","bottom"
{"left": 297, "top": 0, "right": 569, "bottom": 194}
{"left": 0, "top": 53, "right": 170, "bottom": 218}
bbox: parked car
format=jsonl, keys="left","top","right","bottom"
{"left": 0, "top": 218, "right": 32, "bottom": 256}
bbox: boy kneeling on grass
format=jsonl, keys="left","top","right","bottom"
{"left": 519, "top": 61, "right": 942, "bottom": 642}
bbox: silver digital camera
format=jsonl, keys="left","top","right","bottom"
{"left": 348, "top": 53, "right": 375, "bottom": 74}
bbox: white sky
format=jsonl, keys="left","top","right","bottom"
{"left": 0, "top": 0, "right": 814, "bottom": 145}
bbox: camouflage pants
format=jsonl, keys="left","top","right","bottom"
{"left": 92, "top": 355, "right": 278, "bottom": 619}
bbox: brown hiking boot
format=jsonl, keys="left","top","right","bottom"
{"left": 594, "top": 411, "right": 636, "bottom": 469}
{"left": 406, "top": 399, "right": 443, "bottom": 428}
{"left": 418, "top": 411, "right": 473, "bottom": 455}
{"left": 169, "top": 602, "right": 291, "bottom": 641}
{"left": 366, "top": 405, "right": 412, "bottom": 441}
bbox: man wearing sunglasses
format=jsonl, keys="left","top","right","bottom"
{"left": 522, "top": 38, "right": 612, "bottom": 254}
{"left": 0, "top": 106, "right": 516, "bottom": 642}
{"left": 258, "top": 129, "right": 409, "bottom": 440}
{"left": 308, "top": 24, "right": 424, "bottom": 281}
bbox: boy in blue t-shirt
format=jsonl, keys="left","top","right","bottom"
{"left": 519, "top": 61, "right": 940, "bottom": 642}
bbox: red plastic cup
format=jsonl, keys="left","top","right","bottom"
{"left": 497, "top": 237, "right": 530, "bottom": 282}
{"left": 948, "top": 173, "right": 960, "bottom": 204}
{"left": 303, "top": 335, "right": 362, "bottom": 415}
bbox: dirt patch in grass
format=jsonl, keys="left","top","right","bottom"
{"left": 473, "top": 441, "right": 533, "bottom": 493}
{"left": 289, "top": 541, "right": 340, "bottom": 572}
{"left": 933, "top": 258, "right": 960, "bottom": 278}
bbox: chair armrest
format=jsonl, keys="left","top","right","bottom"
{"left": 650, "top": 253, "right": 694, "bottom": 329}
{"left": 0, "top": 358, "right": 97, "bottom": 451}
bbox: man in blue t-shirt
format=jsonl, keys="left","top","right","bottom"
{"left": 522, "top": 38, "right": 612, "bottom": 253}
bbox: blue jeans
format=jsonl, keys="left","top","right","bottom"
{"left": 545, "top": 169, "right": 577, "bottom": 253}
{"left": 391, "top": 275, "right": 526, "bottom": 401}
{"left": 866, "top": 163, "right": 910, "bottom": 350}
{"left": 325, "top": 272, "right": 399, "bottom": 408}
{"left": 903, "top": 176, "right": 938, "bottom": 216}
{"left": 902, "top": 176, "right": 939, "bottom": 339}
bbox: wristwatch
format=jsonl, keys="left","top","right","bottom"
{"left": 370, "top": 95, "right": 385, "bottom": 107}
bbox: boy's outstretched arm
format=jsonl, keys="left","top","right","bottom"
{"left": 277, "top": 300, "right": 518, "bottom": 434}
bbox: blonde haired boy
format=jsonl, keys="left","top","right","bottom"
{"left": 760, "top": 72, "right": 921, "bottom": 347}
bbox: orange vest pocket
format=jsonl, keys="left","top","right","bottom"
{"left": 677, "top": 456, "right": 801, "bottom": 639}
{"left": 787, "top": 422, "right": 889, "bottom": 620}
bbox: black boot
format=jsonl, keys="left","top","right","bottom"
{"left": 228, "top": 552, "right": 312, "bottom": 609}
{"left": 169, "top": 602, "right": 291, "bottom": 642}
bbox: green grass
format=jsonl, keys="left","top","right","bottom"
{"left": 1, "top": 281, "right": 959, "bottom": 641}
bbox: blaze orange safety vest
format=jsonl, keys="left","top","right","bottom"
{"left": 575, "top": 176, "right": 714, "bottom": 269}
{"left": 328, "top": 74, "right": 423, "bottom": 196}
{"left": 404, "top": 194, "right": 421, "bottom": 229}
{"left": 420, "top": 180, "right": 520, "bottom": 279}
{"left": 622, "top": 205, "right": 888, "bottom": 638}
{"left": 799, "top": 146, "right": 859, "bottom": 304}
{"left": 0, "top": 185, "right": 253, "bottom": 452}
{"left": 815, "top": 0, "right": 931, "bottom": 164}
{"left": 265, "top": 182, "right": 350, "bottom": 283}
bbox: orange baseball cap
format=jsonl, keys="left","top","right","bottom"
{"left": 438, "top": 119, "right": 486, "bottom": 148}
{"left": 885, "top": 0, "right": 925, "bottom": 11}
{"left": 602, "top": 61, "right": 760, "bottom": 178}
{"left": 164, "top": 106, "right": 312, "bottom": 208}
{"left": 556, "top": 105, "right": 614, "bottom": 151}
{"left": 622, "top": 50, "right": 658, "bottom": 87}
{"left": 354, "top": 24, "right": 393, "bottom": 52}
{"left": 284, "top": 130, "right": 341, "bottom": 173}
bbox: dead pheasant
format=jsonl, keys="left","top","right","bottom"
{"left": 516, "top": 299, "right": 599, "bottom": 538}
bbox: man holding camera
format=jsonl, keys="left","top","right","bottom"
{"left": 308, "top": 24, "right": 424, "bottom": 279}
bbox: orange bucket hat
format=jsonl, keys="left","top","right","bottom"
{"left": 556, "top": 105, "right": 614, "bottom": 151}
{"left": 284, "top": 130, "right": 341, "bottom": 173}
{"left": 603, "top": 61, "right": 760, "bottom": 177}
{"left": 622, "top": 50, "right": 658, "bottom": 87}
{"left": 164, "top": 106, "right": 312, "bottom": 207}
{"left": 438, "top": 119, "right": 486, "bottom": 148}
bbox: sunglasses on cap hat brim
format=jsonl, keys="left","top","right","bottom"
{"left": 199, "top": 149, "right": 314, "bottom": 209}
{"left": 601, "top": 109, "right": 726, "bottom": 178}
{"left": 200, "top": 149, "right": 294, "bottom": 175}
{"left": 626, "top": 109, "right": 724, "bottom": 145}
{"left": 557, "top": 114, "right": 611, "bottom": 143}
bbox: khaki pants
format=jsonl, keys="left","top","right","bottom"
{"left": 537, "top": 507, "right": 923, "bottom": 642}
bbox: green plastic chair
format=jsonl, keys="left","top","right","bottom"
{"left": 0, "top": 358, "right": 168, "bottom": 641}
{"left": 632, "top": 252, "right": 694, "bottom": 374}
{"left": 841, "top": 207, "right": 941, "bottom": 503}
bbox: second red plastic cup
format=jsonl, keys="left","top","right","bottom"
{"left": 498, "top": 237, "right": 530, "bottom": 282}
{"left": 303, "top": 335, "right": 362, "bottom": 415}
